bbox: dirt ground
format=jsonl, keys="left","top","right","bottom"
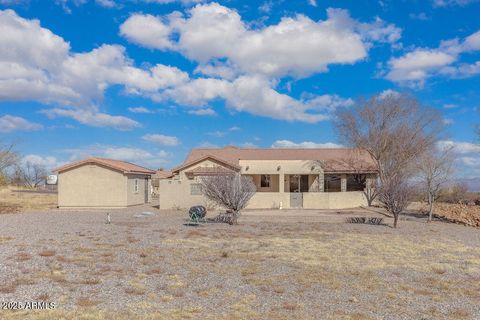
{"left": 0, "top": 205, "right": 479, "bottom": 320}
{"left": 0, "top": 187, "right": 57, "bottom": 214}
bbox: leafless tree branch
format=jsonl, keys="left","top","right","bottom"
{"left": 200, "top": 172, "right": 256, "bottom": 224}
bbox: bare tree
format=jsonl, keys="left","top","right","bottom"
{"left": 444, "top": 182, "right": 469, "bottom": 204}
{"left": 335, "top": 92, "right": 443, "bottom": 227}
{"left": 0, "top": 141, "right": 18, "bottom": 172}
{"left": 378, "top": 175, "right": 412, "bottom": 228}
{"left": 200, "top": 172, "right": 256, "bottom": 224}
{"left": 20, "top": 161, "right": 48, "bottom": 188}
{"left": 417, "top": 146, "right": 454, "bottom": 222}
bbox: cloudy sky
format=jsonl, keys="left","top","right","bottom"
{"left": 0, "top": 0, "right": 479, "bottom": 176}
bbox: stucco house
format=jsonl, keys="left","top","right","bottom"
{"left": 55, "top": 157, "right": 155, "bottom": 208}
{"left": 159, "top": 146, "right": 378, "bottom": 210}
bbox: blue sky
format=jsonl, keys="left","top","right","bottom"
{"left": 0, "top": 0, "right": 479, "bottom": 177}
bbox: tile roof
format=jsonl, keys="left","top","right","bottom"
{"left": 54, "top": 157, "right": 156, "bottom": 174}
{"left": 154, "top": 170, "right": 173, "bottom": 179}
{"left": 176, "top": 146, "right": 377, "bottom": 173}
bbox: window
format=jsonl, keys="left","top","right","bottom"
{"left": 134, "top": 179, "right": 139, "bottom": 193}
{"left": 260, "top": 174, "right": 271, "bottom": 188}
{"left": 324, "top": 175, "right": 341, "bottom": 192}
{"left": 190, "top": 183, "right": 202, "bottom": 195}
{"left": 347, "top": 174, "right": 367, "bottom": 191}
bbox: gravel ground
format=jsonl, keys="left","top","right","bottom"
{"left": 0, "top": 205, "right": 479, "bottom": 319}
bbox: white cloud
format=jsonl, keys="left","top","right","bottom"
{"left": 142, "top": 133, "right": 180, "bottom": 146}
{"left": 437, "top": 140, "right": 480, "bottom": 154}
{"left": 0, "top": 10, "right": 188, "bottom": 128}
{"left": 207, "top": 131, "right": 226, "bottom": 137}
{"left": 308, "top": 0, "right": 317, "bottom": 7}
{"left": 0, "top": 115, "right": 43, "bottom": 133}
{"left": 436, "top": 140, "right": 480, "bottom": 178}
{"left": 119, "top": 13, "right": 175, "bottom": 50}
{"left": 378, "top": 89, "right": 401, "bottom": 99}
{"left": 95, "top": 0, "right": 116, "bottom": 7}
{"left": 22, "top": 154, "right": 60, "bottom": 170}
{"left": 120, "top": 4, "right": 401, "bottom": 78}
{"left": 442, "top": 118, "right": 454, "bottom": 125}
{"left": 443, "top": 103, "right": 458, "bottom": 109}
{"left": 433, "top": 0, "right": 479, "bottom": 7}
{"left": 141, "top": 0, "right": 206, "bottom": 4}
{"left": 240, "top": 142, "right": 258, "bottom": 148}
{"left": 271, "top": 140, "right": 344, "bottom": 148}
{"left": 161, "top": 75, "right": 352, "bottom": 122}
{"left": 128, "top": 106, "right": 154, "bottom": 113}
{"left": 193, "top": 63, "right": 236, "bottom": 80}
{"left": 187, "top": 108, "right": 216, "bottom": 116}
{"left": 385, "top": 29, "right": 480, "bottom": 86}
{"left": 409, "top": 12, "right": 430, "bottom": 20}
{"left": 40, "top": 108, "right": 140, "bottom": 130}
{"left": 63, "top": 144, "right": 171, "bottom": 168}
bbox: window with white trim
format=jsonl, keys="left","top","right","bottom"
{"left": 260, "top": 174, "right": 271, "bottom": 188}
{"left": 190, "top": 183, "right": 202, "bottom": 195}
{"left": 134, "top": 179, "right": 139, "bottom": 193}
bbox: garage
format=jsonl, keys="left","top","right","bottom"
{"left": 55, "top": 157, "right": 155, "bottom": 208}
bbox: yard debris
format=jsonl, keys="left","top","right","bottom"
{"left": 133, "top": 211, "right": 155, "bottom": 218}
{"left": 421, "top": 202, "right": 480, "bottom": 227}
{"left": 345, "top": 217, "right": 384, "bottom": 225}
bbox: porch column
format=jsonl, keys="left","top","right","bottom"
{"left": 279, "top": 173, "right": 285, "bottom": 193}
{"left": 318, "top": 172, "right": 324, "bottom": 192}
{"left": 341, "top": 174, "right": 347, "bottom": 192}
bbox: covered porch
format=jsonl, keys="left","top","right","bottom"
{"left": 244, "top": 173, "right": 370, "bottom": 193}
{"left": 244, "top": 173, "right": 374, "bottom": 209}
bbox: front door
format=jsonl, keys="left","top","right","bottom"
{"left": 290, "top": 192, "right": 303, "bottom": 208}
{"left": 300, "top": 175, "right": 309, "bottom": 192}
{"left": 144, "top": 178, "right": 149, "bottom": 203}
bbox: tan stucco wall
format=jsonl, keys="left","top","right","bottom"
{"left": 303, "top": 191, "right": 367, "bottom": 209}
{"left": 159, "top": 178, "right": 211, "bottom": 210}
{"left": 126, "top": 174, "right": 151, "bottom": 206}
{"left": 58, "top": 164, "right": 128, "bottom": 208}
{"left": 240, "top": 160, "right": 322, "bottom": 175}
{"left": 158, "top": 159, "right": 369, "bottom": 210}
{"left": 246, "top": 192, "right": 290, "bottom": 209}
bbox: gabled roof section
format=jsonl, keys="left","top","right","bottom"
{"left": 171, "top": 154, "right": 241, "bottom": 174}
{"left": 54, "top": 157, "right": 156, "bottom": 175}
{"left": 179, "top": 146, "right": 377, "bottom": 173}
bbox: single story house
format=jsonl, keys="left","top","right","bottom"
{"left": 159, "top": 146, "right": 378, "bottom": 210}
{"left": 55, "top": 157, "right": 155, "bottom": 208}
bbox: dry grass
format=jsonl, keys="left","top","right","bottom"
{"left": 1, "top": 207, "right": 479, "bottom": 319}
{"left": 38, "top": 249, "right": 56, "bottom": 257}
{"left": 76, "top": 297, "right": 99, "bottom": 307}
{"left": 0, "top": 186, "right": 57, "bottom": 213}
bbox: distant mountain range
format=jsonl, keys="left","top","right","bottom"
{"left": 451, "top": 178, "right": 480, "bottom": 192}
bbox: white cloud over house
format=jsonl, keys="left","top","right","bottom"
{"left": 63, "top": 144, "right": 171, "bottom": 168}
{"left": 271, "top": 140, "right": 344, "bottom": 148}
{"left": 0, "top": 7, "right": 377, "bottom": 124}
{"left": 120, "top": 4, "right": 400, "bottom": 78}
{"left": 0, "top": 115, "right": 43, "bottom": 133}
{"left": 437, "top": 140, "right": 480, "bottom": 177}
{"left": 385, "top": 29, "right": 480, "bottom": 87}
{"left": 142, "top": 134, "right": 180, "bottom": 146}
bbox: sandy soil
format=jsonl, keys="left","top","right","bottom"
{"left": 0, "top": 187, "right": 57, "bottom": 213}
{"left": 0, "top": 205, "right": 479, "bottom": 319}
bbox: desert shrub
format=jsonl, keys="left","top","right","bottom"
{"left": 0, "top": 172, "right": 7, "bottom": 187}
{"left": 442, "top": 183, "right": 469, "bottom": 204}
